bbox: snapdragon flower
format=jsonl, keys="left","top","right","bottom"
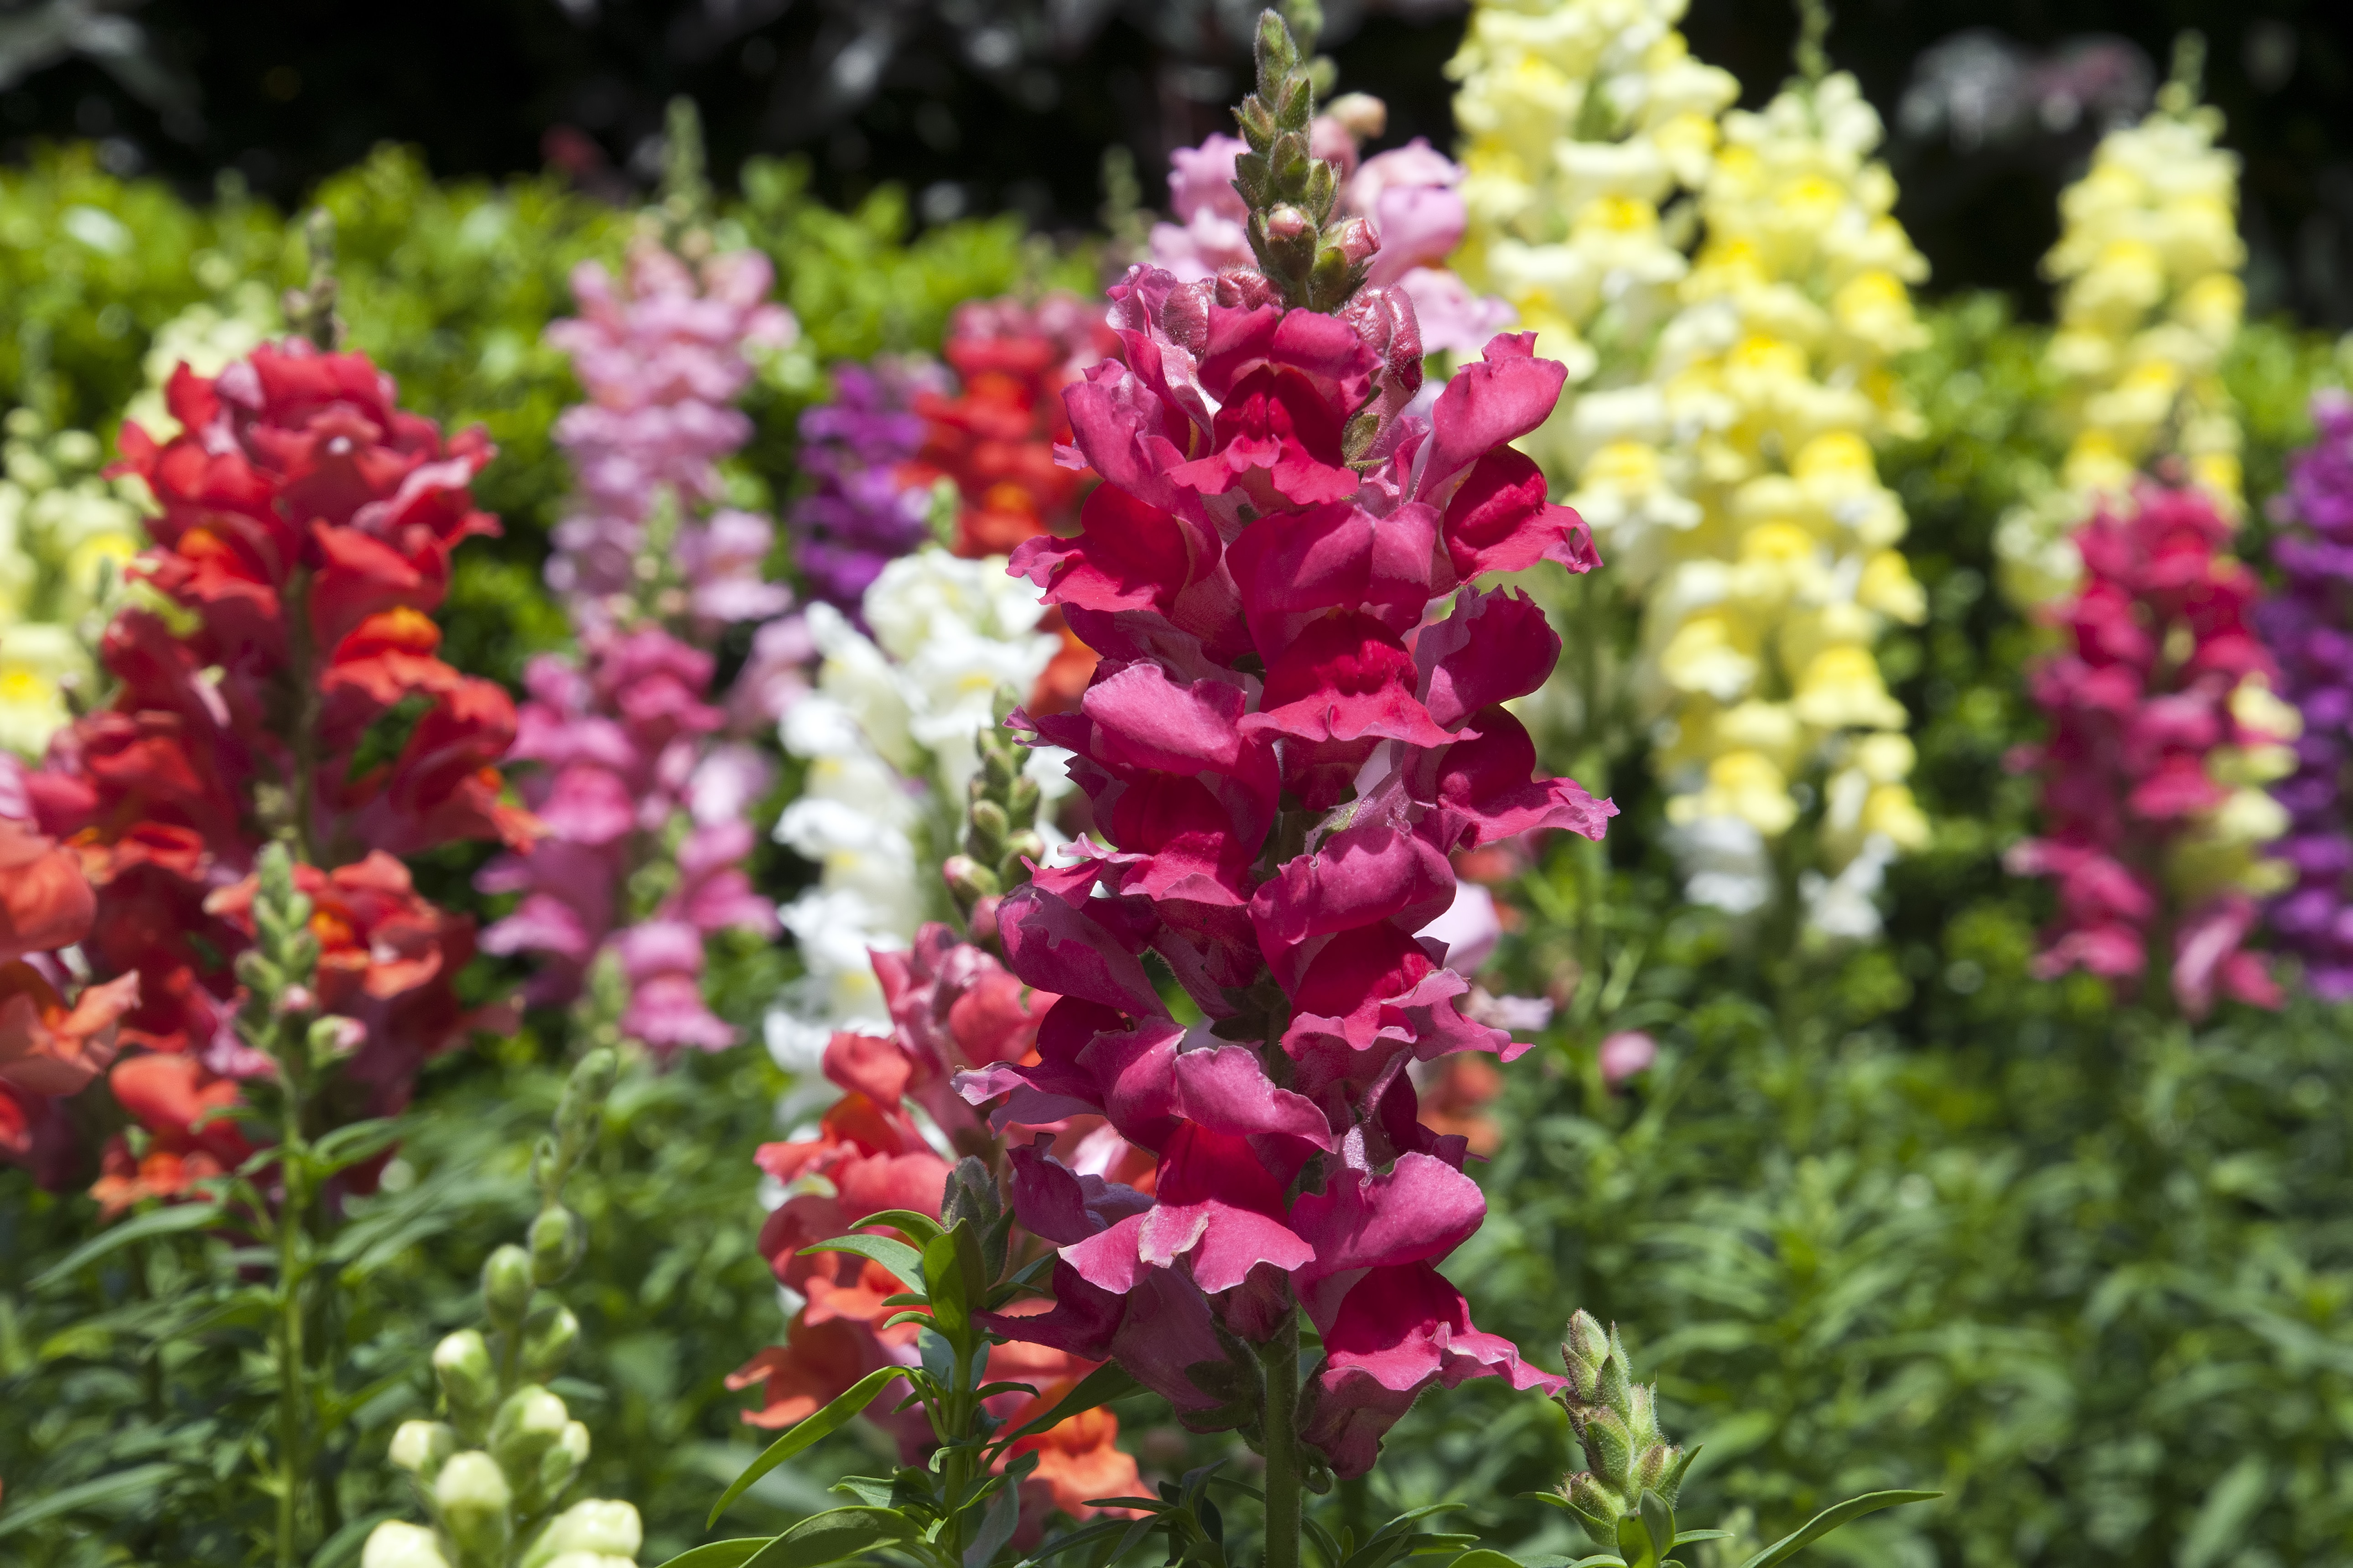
{"left": 2010, "top": 483, "right": 2294, "bottom": 1018}
{"left": 1636, "top": 72, "right": 1932, "bottom": 934}
{"left": 768, "top": 548, "right": 1071, "bottom": 1066}
{"left": 1996, "top": 55, "right": 2246, "bottom": 607}
{"left": 2258, "top": 391, "right": 2353, "bottom": 994}
{"left": 9, "top": 341, "right": 530, "bottom": 1201}
{"left": 791, "top": 356, "right": 949, "bottom": 615}
{"left": 1448, "top": 0, "right": 1736, "bottom": 535}
{"left": 480, "top": 236, "right": 800, "bottom": 1056}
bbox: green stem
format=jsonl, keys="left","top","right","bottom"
{"left": 1259, "top": 1315, "right": 1301, "bottom": 1568}
{"left": 275, "top": 1090, "right": 309, "bottom": 1568}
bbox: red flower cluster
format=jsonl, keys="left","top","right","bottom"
{"left": 2008, "top": 483, "right": 2295, "bottom": 1018}
{"left": 915, "top": 296, "right": 1117, "bottom": 714}
{"left": 955, "top": 260, "right": 1606, "bottom": 1478}
{"left": 8, "top": 343, "right": 529, "bottom": 1198}
{"left": 728, "top": 925, "right": 1150, "bottom": 1522}
{"left": 0, "top": 799, "right": 139, "bottom": 1184}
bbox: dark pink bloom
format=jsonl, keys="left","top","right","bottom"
{"left": 2013, "top": 484, "right": 2292, "bottom": 1018}
{"left": 964, "top": 255, "right": 1603, "bottom": 1476}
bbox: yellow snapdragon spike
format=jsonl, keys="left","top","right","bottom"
{"left": 1997, "top": 61, "right": 2247, "bottom": 607}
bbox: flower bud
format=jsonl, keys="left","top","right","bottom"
{"left": 1598, "top": 1031, "right": 1657, "bottom": 1089}
{"left": 432, "top": 1451, "right": 513, "bottom": 1567}
{"left": 488, "top": 1384, "right": 571, "bottom": 1483}
{"left": 966, "top": 798, "right": 1011, "bottom": 860}
{"left": 483, "top": 1243, "right": 535, "bottom": 1326}
{"left": 944, "top": 855, "right": 1002, "bottom": 910}
{"left": 534, "top": 1420, "right": 591, "bottom": 1507}
{"left": 1005, "top": 774, "right": 1041, "bottom": 831}
{"left": 308, "top": 1013, "right": 365, "bottom": 1067}
{"left": 555, "top": 1048, "right": 617, "bottom": 1152}
{"left": 529, "top": 1206, "right": 586, "bottom": 1285}
{"left": 390, "top": 1419, "right": 455, "bottom": 1477}
{"left": 361, "top": 1520, "right": 453, "bottom": 1568}
{"left": 521, "top": 1302, "right": 582, "bottom": 1383}
{"left": 433, "top": 1330, "right": 498, "bottom": 1431}
{"left": 1266, "top": 205, "right": 1314, "bottom": 244}
{"left": 1331, "top": 216, "right": 1378, "bottom": 270}
{"left": 997, "top": 831, "right": 1045, "bottom": 881}
{"left": 518, "top": 1498, "right": 643, "bottom": 1568}
{"left": 966, "top": 894, "right": 1002, "bottom": 947}
{"left": 1323, "top": 92, "right": 1386, "bottom": 141}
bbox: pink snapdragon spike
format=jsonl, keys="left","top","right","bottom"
{"left": 951, "top": 226, "right": 1606, "bottom": 1473}
{"left": 479, "top": 238, "right": 795, "bottom": 1054}
{"left": 545, "top": 242, "right": 798, "bottom": 624}
{"left": 1148, "top": 126, "right": 1513, "bottom": 360}
{"left": 2007, "top": 483, "right": 2293, "bottom": 1018}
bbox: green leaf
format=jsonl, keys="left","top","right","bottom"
{"left": 742, "top": 1506, "right": 919, "bottom": 1568}
{"left": 310, "top": 1118, "right": 405, "bottom": 1177}
{"left": 1670, "top": 1533, "right": 1732, "bottom": 1547}
{"left": 709, "top": 1366, "right": 909, "bottom": 1527}
{"left": 1448, "top": 1552, "right": 1522, "bottom": 1568}
{"left": 654, "top": 1541, "right": 781, "bottom": 1568}
{"left": 2179, "top": 1455, "right": 2268, "bottom": 1568}
{"left": 1730, "top": 1490, "right": 1940, "bottom": 1568}
{"left": 857, "top": 1209, "right": 945, "bottom": 1246}
{"left": 0, "top": 1462, "right": 178, "bottom": 1537}
{"left": 964, "top": 1472, "right": 1023, "bottom": 1567}
{"left": 987, "top": 1362, "right": 1141, "bottom": 1457}
{"left": 804, "top": 1234, "right": 926, "bottom": 1289}
{"left": 921, "top": 1224, "right": 989, "bottom": 1341}
{"left": 31, "top": 1202, "right": 223, "bottom": 1292}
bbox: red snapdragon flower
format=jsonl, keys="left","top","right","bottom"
{"left": 953, "top": 258, "right": 1605, "bottom": 1478}
{"left": 11, "top": 341, "right": 527, "bottom": 1197}
{"left": 729, "top": 926, "right": 1145, "bottom": 1524}
{"left": 2008, "top": 483, "right": 2292, "bottom": 1017}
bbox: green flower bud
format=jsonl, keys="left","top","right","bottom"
{"left": 488, "top": 1384, "right": 571, "bottom": 1484}
{"left": 555, "top": 1048, "right": 617, "bottom": 1154}
{"left": 533, "top": 1420, "right": 591, "bottom": 1509}
{"left": 966, "top": 798, "right": 1011, "bottom": 860}
{"left": 529, "top": 1206, "right": 586, "bottom": 1285}
{"left": 359, "top": 1520, "right": 453, "bottom": 1568}
{"left": 389, "top": 1419, "right": 455, "bottom": 1477}
{"left": 521, "top": 1302, "right": 582, "bottom": 1383}
{"left": 1563, "top": 1471, "right": 1626, "bottom": 1549}
{"left": 432, "top": 1451, "right": 513, "bottom": 1568}
{"left": 483, "top": 1243, "right": 535, "bottom": 1325}
{"left": 943, "top": 853, "right": 1001, "bottom": 913}
{"left": 518, "top": 1498, "right": 643, "bottom": 1568}
{"left": 433, "top": 1330, "right": 498, "bottom": 1433}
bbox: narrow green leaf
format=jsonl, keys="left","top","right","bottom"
{"left": 0, "top": 1462, "right": 178, "bottom": 1537}
{"left": 653, "top": 1541, "right": 779, "bottom": 1568}
{"left": 1447, "top": 1551, "right": 1522, "bottom": 1568}
{"left": 31, "top": 1203, "right": 223, "bottom": 1292}
{"left": 2179, "top": 1456, "right": 2268, "bottom": 1568}
{"left": 857, "top": 1209, "right": 945, "bottom": 1246}
{"left": 741, "top": 1505, "right": 917, "bottom": 1568}
{"left": 311, "top": 1117, "right": 403, "bottom": 1175}
{"left": 965, "top": 1472, "right": 1023, "bottom": 1567}
{"left": 1731, "top": 1490, "right": 1940, "bottom": 1568}
{"left": 987, "top": 1362, "right": 1141, "bottom": 1458}
{"left": 708, "top": 1366, "right": 909, "bottom": 1527}
{"left": 804, "top": 1235, "right": 926, "bottom": 1288}
{"left": 1669, "top": 1532, "right": 1732, "bottom": 1547}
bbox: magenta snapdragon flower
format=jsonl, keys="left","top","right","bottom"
{"left": 951, "top": 248, "right": 1607, "bottom": 1476}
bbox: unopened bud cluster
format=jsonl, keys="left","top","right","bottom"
{"left": 1233, "top": 9, "right": 1376, "bottom": 312}
{"left": 943, "top": 685, "right": 1046, "bottom": 942}
{"left": 367, "top": 1051, "right": 638, "bottom": 1568}
{"left": 1555, "top": 1310, "right": 1693, "bottom": 1552}
{"left": 237, "top": 842, "right": 358, "bottom": 1085}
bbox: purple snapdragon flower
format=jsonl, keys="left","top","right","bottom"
{"left": 790, "top": 357, "right": 949, "bottom": 614}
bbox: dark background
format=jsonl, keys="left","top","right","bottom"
{"left": 3, "top": 0, "right": 2350, "bottom": 323}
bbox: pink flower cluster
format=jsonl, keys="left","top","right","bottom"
{"left": 544, "top": 241, "right": 797, "bottom": 627}
{"left": 2007, "top": 484, "right": 2290, "bottom": 1018}
{"left": 1150, "top": 126, "right": 1512, "bottom": 358}
{"left": 482, "top": 241, "right": 797, "bottom": 1053}
{"left": 953, "top": 257, "right": 1608, "bottom": 1478}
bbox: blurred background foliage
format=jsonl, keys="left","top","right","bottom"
{"left": 3, "top": 4, "right": 2353, "bottom": 1564}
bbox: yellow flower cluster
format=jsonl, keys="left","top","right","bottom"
{"left": 1639, "top": 74, "right": 1932, "bottom": 922}
{"left": 0, "top": 410, "right": 144, "bottom": 756}
{"left": 1997, "top": 77, "right": 2245, "bottom": 606}
{"left": 1448, "top": 0, "right": 1735, "bottom": 520}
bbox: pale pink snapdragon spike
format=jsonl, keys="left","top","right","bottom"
{"left": 487, "top": 239, "right": 798, "bottom": 1055}
{"left": 544, "top": 240, "right": 798, "bottom": 624}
